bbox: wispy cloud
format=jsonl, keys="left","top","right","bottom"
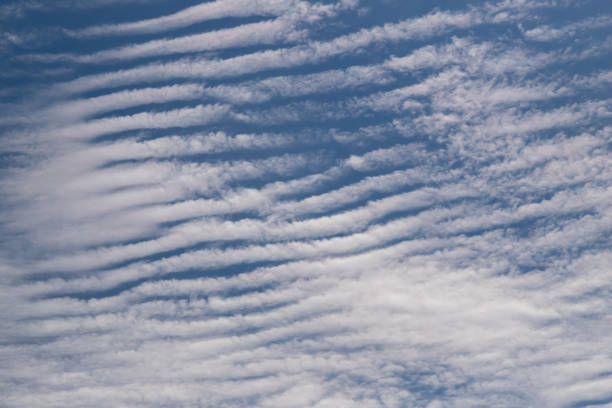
{"left": 521, "top": 15, "right": 612, "bottom": 42}
{"left": 73, "top": 0, "right": 312, "bottom": 37}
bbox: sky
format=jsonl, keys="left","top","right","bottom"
{"left": 0, "top": 0, "right": 611, "bottom": 407}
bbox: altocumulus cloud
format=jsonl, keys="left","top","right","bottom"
{"left": 1, "top": 1, "right": 612, "bottom": 407}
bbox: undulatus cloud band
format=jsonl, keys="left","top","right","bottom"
{"left": 0, "top": 0, "right": 611, "bottom": 407}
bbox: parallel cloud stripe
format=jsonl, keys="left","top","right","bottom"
{"left": 56, "top": 7, "right": 502, "bottom": 93}
{"left": 1, "top": 1, "right": 612, "bottom": 407}
{"left": 73, "top": 0, "right": 310, "bottom": 37}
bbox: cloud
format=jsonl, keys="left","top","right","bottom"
{"left": 55, "top": 6, "right": 503, "bottom": 94}
{"left": 522, "top": 15, "right": 612, "bottom": 42}
{"left": 1, "top": 0, "right": 612, "bottom": 407}
{"left": 73, "top": 0, "right": 305, "bottom": 37}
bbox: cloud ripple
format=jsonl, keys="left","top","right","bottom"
{"left": 1, "top": 1, "right": 611, "bottom": 407}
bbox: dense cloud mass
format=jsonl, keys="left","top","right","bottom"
{"left": 0, "top": 1, "right": 611, "bottom": 407}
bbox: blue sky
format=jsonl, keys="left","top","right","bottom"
{"left": 0, "top": 0, "right": 611, "bottom": 407}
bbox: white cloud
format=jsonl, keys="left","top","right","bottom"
{"left": 56, "top": 7, "right": 502, "bottom": 94}
{"left": 73, "top": 0, "right": 306, "bottom": 37}
{"left": 2, "top": 0, "right": 612, "bottom": 407}
{"left": 522, "top": 15, "right": 612, "bottom": 42}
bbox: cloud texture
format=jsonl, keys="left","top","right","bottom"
{"left": 1, "top": 1, "right": 611, "bottom": 407}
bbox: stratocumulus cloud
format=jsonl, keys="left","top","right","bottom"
{"left": 1, "top": 1, "right": 611, "bottom": 407}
